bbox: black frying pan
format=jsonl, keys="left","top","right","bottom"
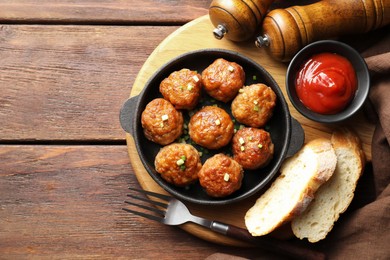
{"left": 120, "top": 48, "right": 304, "bottom": 205}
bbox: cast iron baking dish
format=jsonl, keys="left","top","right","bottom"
{"left": 120, "top": 48, "right": 304, "bottom": 205}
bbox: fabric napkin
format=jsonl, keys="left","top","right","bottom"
{"left": 314, "top": 27, "right": 390, "bottom": 260}
{"left": 207, "top": 27, "right": 390, "bottom": 259}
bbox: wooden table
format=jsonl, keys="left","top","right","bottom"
{"left": 0, "top": 1, "right": 377, "bottom": 259}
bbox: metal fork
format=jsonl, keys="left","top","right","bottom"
{"left": 123, "top": 187, "right": 326, "bottom": 260}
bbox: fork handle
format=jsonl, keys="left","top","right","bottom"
{"left": 211, "top": 222, "right": 326, "bottom": 260}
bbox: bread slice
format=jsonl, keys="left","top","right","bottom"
{"left": 245, "top": 138, "right": 337, "bottom": 236}
{"left": 291, "top": 128, "right": 365, "bottom": 242}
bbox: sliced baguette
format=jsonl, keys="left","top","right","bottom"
{"left": 291, "top": 128, "right": 365, "bottom": 242}
{"left": 245, "top": 138, "right": 337, "bottom": 236}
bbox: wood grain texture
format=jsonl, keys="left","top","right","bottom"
{"left": 0, "top": 25, "right": 177, "bottom": 141}
{"left": 209, "top": 0, "right": 275, "bottom": 41}
{"left": 0, "top": 0, "right": 379, "bottom": 258}
{"left": 0, "top": 0, "right": 209, "bottom": 24}
{"left": 261, "top": 0, "right": 390, "bottom": 61}
{"left": 0, "top": 145, "right": 278, "bottom": 259}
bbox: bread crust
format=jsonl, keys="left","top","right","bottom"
{"left": 245, "top": 138, "right": 337, "bottom": 236}
{"left": 331, "top": 128, "right": 365, "bottom": 170}
{"left": 291, "top": 128, "right": 365, "bottom": 242}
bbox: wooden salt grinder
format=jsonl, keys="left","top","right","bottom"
{"left": 209, "top": 0, "right": 275, "bottom": 41}
{"left": 255, "top": 0, "right": 390, "bottom": 62}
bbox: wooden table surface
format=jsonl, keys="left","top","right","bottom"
{"left": 0, "top": 1, "right": 378, "bottom": 259}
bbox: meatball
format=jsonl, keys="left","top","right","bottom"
{"left": 141, "top": 98, "right": 183, "bottom": 145}
{"left": 188, "top": 106, "right": 234, "bottom": 150}
{"left": 232, "top": 127, "right": 274, "bottom": 170}
{"left": 160, "top": 68, "right": 202, "bottom": 110}
{"left": 201, "top": 58, "right": 245, "bottom": 102}
{"left": 198, "top": 153, "right": 244, "bottom": 197}
{"left": 231, "top": 83, "right": 277, "bottom": 128}
{"left": 155, "top": 143, "right": 202, "bottom": 187}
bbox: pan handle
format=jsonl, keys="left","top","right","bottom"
{"left": 286, "top": 117, "right": 305, "bottom": 158}
{"left": 119, "top": 95, "right": 139, "bottom": 136}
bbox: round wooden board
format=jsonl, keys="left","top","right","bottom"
{"left": 125, "top": 15, "right": 375, "bottom": 247}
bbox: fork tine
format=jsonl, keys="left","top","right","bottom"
{"left": 126, "top": 193, "right": 168, "bottom": 209}
{"left": 124, "top": 200, "right": 166, "bottom": 216}
{"left": 122, "top": 207, "right": 163, "bottom": 223}
{"left": 128, "top": 187, "right": 172, "bottom": 201}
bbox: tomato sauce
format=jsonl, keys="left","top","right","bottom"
{"left": 295, "top": 52, "right": 357, "bottom": 114}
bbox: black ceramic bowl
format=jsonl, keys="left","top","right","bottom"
{"left": 120, "top": 48, "right": 304, "bottom": 205}
{"left": 286, "top": 40, "right": 370, "bottom": 123}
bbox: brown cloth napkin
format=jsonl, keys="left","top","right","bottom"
{"left": 314, "top": 29, "right": 390, "bottom": 260}
{"left": 207, "top": 28, "right": 390, "bottom": 259}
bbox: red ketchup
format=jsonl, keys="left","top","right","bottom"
{"left": 295, "top": 52, "right": 357, "bottom": 114}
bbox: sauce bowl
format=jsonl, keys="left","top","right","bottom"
{"left": 286, "top": 40, "right": 370, "bottom": 123}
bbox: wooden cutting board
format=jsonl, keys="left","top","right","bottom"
{"left": 125, "top": 15, "right": 375, "bottom": 246}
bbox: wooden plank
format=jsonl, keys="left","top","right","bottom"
{"left": 0, "top": 1, "right": 209, "bottom": 24}
{"left": 0, "top": 145, "right": 275, "bottom": 259}
{"left": 0, "top": 25, "right": 178, "bottom": 141}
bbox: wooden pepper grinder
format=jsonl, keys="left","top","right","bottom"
{"left": 255, "top": 0, "right": 390, "bottom": 62}
{"left": 209, "top": 0, "right": 275, "bottom": 41}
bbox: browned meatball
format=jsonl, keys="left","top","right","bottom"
{"left": 141, "top": 98, "right": 183, "bottom": 145}
{"left": 160, "top": 69, "right": 202, "bottom": 110}
{"left": 154, "top": 143, "right": 202, "bottom": 187}
{"left": 201, "top": 58, "right": 245, "bottom": 102}
{"left": 188, "top": 106, "right": 234, "bottom": 150}
{"left": 198, "top": 153, "right": 243, "bottom": 197}
{"left": 231, "top": 83, "right": 277, "bottom": 128}
{"left": 232, "top": 127, "right": 274, "bottom": 170}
